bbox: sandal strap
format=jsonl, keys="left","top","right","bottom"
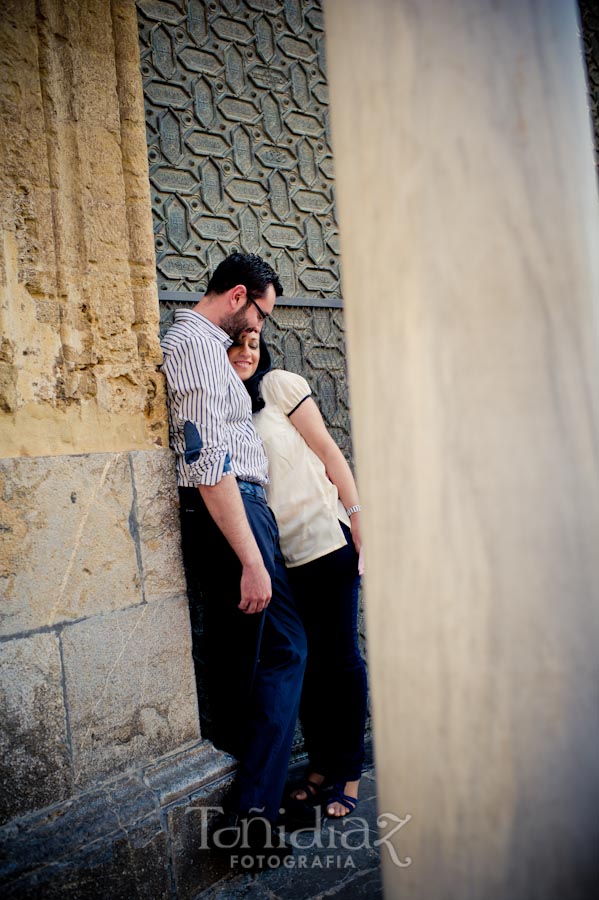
{"left": 303, "top": 778, "right": 322, "bottom": 797}
{"left": 288, "top": 775, "right": 324, "bottom": 806}
{"left": 328, "top": 787, "right": 358, "bottom": 812}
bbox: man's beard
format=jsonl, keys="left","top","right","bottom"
{"left": 220, "top": 306, "right": 252, "bottom": 342}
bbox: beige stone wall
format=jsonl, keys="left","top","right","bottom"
{"left": 0, "top": 4, "right": 215, "bottom": 888}
{"left": 0, "top": 0, "right": 167, "bottom": 458}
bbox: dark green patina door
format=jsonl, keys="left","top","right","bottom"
{"left": 137, "top": 0, "right": 352, "bottom": 458}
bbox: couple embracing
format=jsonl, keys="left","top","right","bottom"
{"left": 160, "top": 253, "right": 367, "bottom": 866}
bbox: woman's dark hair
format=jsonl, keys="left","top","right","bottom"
{"left": 242, "top": 334, "right": 272, "bottom": 413}
{"left": 206, "top": 252, "right": 283, "bottom": 301}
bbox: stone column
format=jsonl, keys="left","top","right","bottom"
{"left": 324, "top": 1, "right": 599, "bottom": 898}
{"left": 0, "top": 3, "right": 228, "bottom": 895}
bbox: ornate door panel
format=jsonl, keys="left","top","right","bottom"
{"left": 137, "top": 0, "right": 352, "bottom": 454}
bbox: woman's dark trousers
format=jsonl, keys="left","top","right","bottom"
{"left": 287, "top": 523, "right": 368, "bottom": 784}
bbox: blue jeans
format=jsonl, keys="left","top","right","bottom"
{"left": 287, "top": 523, "right": 368, "bottom": 783}
{"left": 179, "top": 485, "right": 307, "bottom": 823}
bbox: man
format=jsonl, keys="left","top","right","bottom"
{"left": 160, "top": 253, "right": 306, "bottom": 857}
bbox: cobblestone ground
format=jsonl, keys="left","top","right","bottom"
{"left": 197, "top": 767, "right": 383, "bottom": 899}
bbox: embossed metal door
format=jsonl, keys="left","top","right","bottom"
{"left": 137, "top": 0, "right": 352, "bottom": 454}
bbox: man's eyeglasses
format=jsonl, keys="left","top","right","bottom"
{"left": 247, "top": 296, "right": 270, "bottom": 322}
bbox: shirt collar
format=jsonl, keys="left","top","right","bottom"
{"left": 174, "top": 308, "right": 233, "bottom": 349}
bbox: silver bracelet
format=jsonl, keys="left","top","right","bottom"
{"left": 346, "top": 505, "right": 362, "bottom": 517}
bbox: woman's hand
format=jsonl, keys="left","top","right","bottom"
{"left": 350, "top": 513, "right": 364, "bottom": 575}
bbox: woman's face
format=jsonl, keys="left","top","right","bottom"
{"left": 227, "top": 330, "right": 260, "bottom": 381}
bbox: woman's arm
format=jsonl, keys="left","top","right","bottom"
{"left": 289, "top": 397, "right": 363, "bottom": 562}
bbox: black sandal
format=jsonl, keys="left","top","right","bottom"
{"left": 285, "top": 775, "right": 325, "bottom": 822}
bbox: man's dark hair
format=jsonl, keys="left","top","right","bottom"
{"left": 206, "top": 252, "right": 283, "bottom": 301}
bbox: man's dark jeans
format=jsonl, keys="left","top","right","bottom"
{"left": 179, "top": 484, "right": 307, "bottom": 823}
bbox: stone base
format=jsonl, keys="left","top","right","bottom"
{"left": 0, "top": 740, "right": 237, "bottom": 899}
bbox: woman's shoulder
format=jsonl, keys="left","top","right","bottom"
{"left": 261, "top": 369, "right": 311, "bottom": 413}
{"left": 262, "top": 368, "right": 309, "bottom": 388}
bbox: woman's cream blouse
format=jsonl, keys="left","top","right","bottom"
{"left": 253, "top": 369, "right": 350, "bottom": 568}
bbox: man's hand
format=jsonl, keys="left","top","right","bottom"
{"left": 239, "top": 559, "right": 272, "bottom": 614}
{"left": 199, "top": 477, "right": 272, "bottom": 615}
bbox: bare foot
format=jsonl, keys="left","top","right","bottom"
{"left": 290, "top": 771, "right": 325, "bottom": 803}
{"left": 326, "top": 779, "right": 360, "bottom": 817}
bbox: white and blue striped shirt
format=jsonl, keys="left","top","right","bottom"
{"left": 160, "top": 309, "right": 268, "bottom": 487}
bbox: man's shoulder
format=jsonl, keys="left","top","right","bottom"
{"left": 161, "top": 331, "right": 230, "bottom": 390}
{"left": 162, "top": 310, "right": 227, "bottom": 346}
{"left": 161, "top": 321, "right": 223, "bottom": 357}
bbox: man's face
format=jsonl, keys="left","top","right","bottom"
{"left": 221, "top": 284, "right": 277, "bottom": 341}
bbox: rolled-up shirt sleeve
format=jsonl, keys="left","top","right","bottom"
{"left": 166, "top": 337, "right": 234, "bottom": 486}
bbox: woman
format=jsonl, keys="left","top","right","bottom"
{"left": 228, "top": 330, "right": 368, "bottom": 819}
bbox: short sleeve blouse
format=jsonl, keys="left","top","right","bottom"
{"left": 254, "top": 369, "right": 349, "bottom": 568}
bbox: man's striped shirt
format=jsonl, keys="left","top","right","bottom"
{"left": 160, "top": 309, "right": 268, "bottom": 487}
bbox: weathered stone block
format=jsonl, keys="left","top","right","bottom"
{"left": 0, "top": 633, "right": 71, "bottom": 825}
{"left": 0, "top": 0, "right": 167, "bottom": 458}
{"left": 3, "top": 815, "right": 170, "bottom": 900}
{"left": 169, "top": 776, "right": 237, "bottom": 899}
{"left": 143, "top": 740, "right": 236, "bottom": 808}
{"left": 130, "top": 449, "right": 187, "bottom": 603}
{"left": 62, "top": 596, "right": 200, "bottom": 788}
{"left": 0, "top": 453, "right": 143, "bottom": 636}
{"left": 0, "top": 774, "right": 155, "bottom": 882}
